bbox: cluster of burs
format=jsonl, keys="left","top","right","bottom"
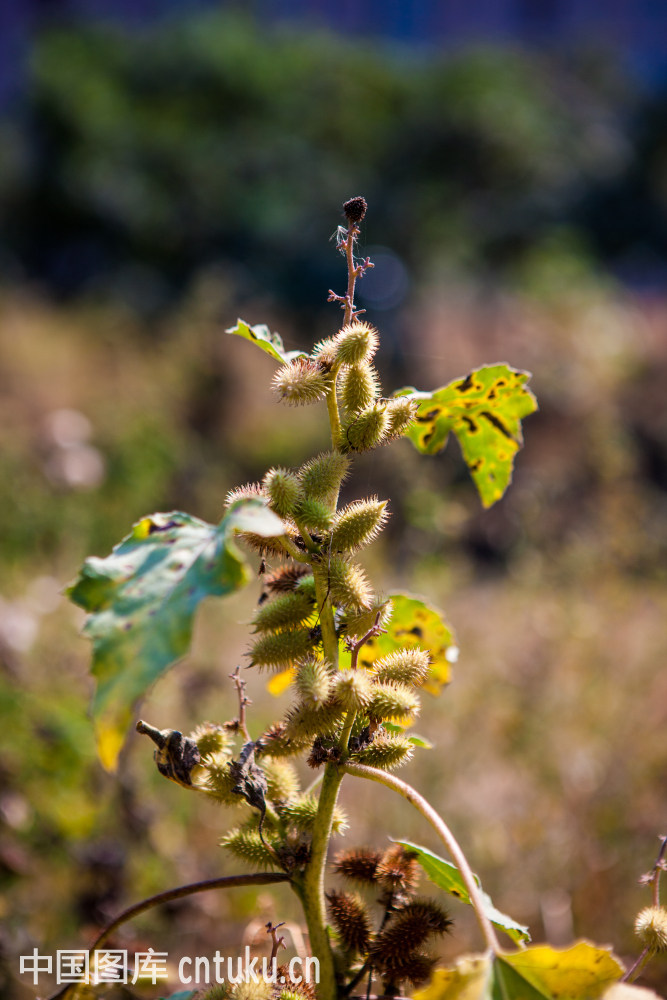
{"left": 175, "top": 320, "right": 448, "bottom": 997}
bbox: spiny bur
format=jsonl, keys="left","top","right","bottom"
{"left": 298, "top": 451, "right": 350, "bottom": 503}
{"left": 334, "top": 670, "right": 373, "bottom": 711}
{"left": 285, "top": 699, "right": 346, "bottom": 740}
{"left": 221, "top": 826, "right": 280, "bottom": 869}
{"left": 295, "top": 496, "right": 334, "bottom": 532}
{"left": 249, "top": 628, "right": 317, "bottom": 670}
{"left": 203, "top": 751, "right": 248, "bottom": 806}
{"left": 373, "top": 899, "right": 451, "bottom": 956}
{"left": 329, "top": 499, "right": 388, "bottom": 553}
{"left": 326, "top": 890, "right": 372, "bottom": 953}
{"left": 367, "top": 681, "right": 420, "bottom": 722}
{"left": 327, "top": 557, "right": 373, "bottom": 611}
{"left": 188, "top": 722, "right": 230, "bottom": 757}
{"left": 339, "top": 362, "right": 380, "bottom": 413}
{"left": 262, "top": 758, "right": 301, "bottom": 804}
{"left": 264, "top": 564, "right": 309, "bottom": 593}
{"left": 225, "top": 482, "right": 264, "bottom": 508}
{"left": 333, "top": 847, "right": 383, "bottom": 885}
{"left": 263, "top": 467, "right": 302, "bottom": 517}
{"left": 379, "top": 951, "right": 436, "bottom": 988}
{"left": 343, "top": 403, "right": 389, "bottom": 453}
{"left": 373, "top": 648, "right": 431, "bottom": 687}
{"left": 281, "top": 796, "right": 348, "bottom": 834}
{"left": 384, "top": 396, "right": 419, "bottom": 438}
{"left": 343, "top": 599, "right": 393, "bottom": 640}
{"left": 376, "top": 845, "right": 421, "bottom": 893}
{"left": 352, "top": 733, "right": 413, "bottom": 770}
{"left": 273, "top": 358, "right": 329, "bottom": 406}
{"left": 252, "top": 591, "right": 315, "bottom": 632}
{"left": 635, "top": 906, "right": 667, "bottom": 952}
{"left": 333, "top": 321, "right": 379, "bottom": 365}
{"left": 296, "top": 657, "right": 334, "bottom": 708}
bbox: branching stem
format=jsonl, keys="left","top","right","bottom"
{"left": 343, "top": 762, "right": 501, "bottom": 954}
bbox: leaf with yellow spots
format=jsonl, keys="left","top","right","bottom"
{"left": 414, "top": 942, "right": 640, "bottom": 1000}
{"left": 226, "top": 318, "right": 307, "bottom": 363}
{"left": 351, "top": 593, "right": 457, "bottom": 695}
{"left": 397, "top": 365, "right": 537, "bottom": 507}
{"left": 66, "top": 500, "right": 284, "bottom": 771}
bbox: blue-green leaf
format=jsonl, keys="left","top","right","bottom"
{"left": 66, "top": 499, "right": 284, "bottom": 770}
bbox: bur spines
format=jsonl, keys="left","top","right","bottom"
{"left": 298, "top": 451, "right": 350, "bottom": 503}
{"left": 188, "top": 722, "right": 230, "bottom": 757}
{"left": 339, "top": 363, "right": 380, "bottom": 413}
{"left": 635, "top": 906, "right": 667, "bottom": 952}
{"left": 249, "top": 628, "right": 316, "bottom": 670}
{"left": 343, "top": 599, "right": 393, "bottom": 639}
{"left": 333, "top": 321, "right": 379, "bottom": 365}
{"left": 285, "top": 699, "right": 346, "bottom": 740}
{"left": 273, "top": 358, "right": 329, "bottom": 406}
{"left": 376, "top": 844, "right": 420, "bottom": 892}
{"left": 220, "top": 826, "right": 280, "bottom": 869}
{"left": 281, "top": 795, "right": 348, "bottom": 834}
{"left": 327, "top": 557, "right": 373, "bottom": 611}
{"left": 251, "top": 592, "right": 315, "bottom": 633}
{"left": 200, "top": 750, "right": 241, "bottom": 805}
{"left": 342, "top": 404, "right": 389, "bottom": 453}
{"left": 326, "top": 890, "right": 372, "bottom": 953}
{"left": 263, "top": 467, "right": 302, "bottom": 517}
{"left": 264, "top": 564, "right": 310, "bottom": 593}
{"left": 333, "top": 847, "right": 383, "bottom": 885}
{"left": 334, "top": 669, "right": 373, "bottom": 711}
{"left": 329, "top": 499, "right": 388, "bottom": 554}
{"left": 372, "top": 648, "right": 431, "bottom": 687}
{"left": 262, "top": 757, "right": 301, "bottom": 804}
{"left": 225, "top": 482, "right": 264, "bottom": 508}
{"left": 295, "top": 657, "right": 334, "bottom": 708}
{"left": 372, "top": 899, "right": 451, "bottom": 957}
{"left": 367, "top": 682, "right": 420, "bottom": 722}
{"left": 295, "top": 497, "right": 334, "bottom": 532}
{"left": 352, "top": 733, "right": 413, "bottom": 770}
{"left": 385, "top": 396, "right": 418, "bottom": 438}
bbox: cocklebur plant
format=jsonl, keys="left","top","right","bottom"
{"left": 61, "top": 198, "right": 665, "bottom": 1000}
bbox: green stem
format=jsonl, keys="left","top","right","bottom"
{"left": 343, "top": 762, "right": 501, "bottom": 954}
{"left": 326, "top": 370, "right": 343, "bottom": 452}
{"left": 338, "top": 708, "right": 357, "bottom": 753}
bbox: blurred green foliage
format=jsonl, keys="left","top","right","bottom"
{"left": 1, "top": 11, "right": 667, "bottom": 998}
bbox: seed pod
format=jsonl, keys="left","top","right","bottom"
{"left": 264, "top": 564, "right": 310, "bottom": 594}
{"left": 333, "top": 847, "right": 383, "bottom": 885}
{"left": 188, "top": 722, "right": 230, "bottom": 758}
{"left": 251, "top": 592, "right": 315, "bottom": 633}
{"left": 343, "top": 404, "right": 389, "bottom": 453}
{"left": 285, "top": 698, "right": 346, "bottom": 739}
{"left": 333, "top": 321, "right": 379, "bottom": 365}
{"left": 238, "top": 527, "right": 293, "bottom": 558}
{"left": 378, "top": 951, "right": 436, "bottom": 987}
{"left": 329, "top": 498, "right": 388, "bottom": 554}
{"left": 352, "top": 734, "right": 414, "bottom": 770}
{"left": 296, "top": 657, "right": 334, "bottom": 708}
{"left": 373, "top": 648, "right": 431, "bottom": 688}
{"left": 262, "top": 467, "right": 302, "bottom": 517}
{"left": 295, "top": 497, "right": 334, "bottom": 532}
{"left": 377, "top": 844, "right": 420, "bottom": 892}
{"left": 334, "top": 670, "right": 373, "bottom": 711}
{"left": 339, "top": 363, "right": 380, "bottom": 413}
{"left": 367, "top": 682, "right": 420, "bottom": 722}
{"left": 311, "top": 337, "right": 338, "bottom": 368}
{"left": 635, "top": 906, "right": 667, "bottom": 952}
{"left": 220, "top": 826, "right": 280, "bottom": 869}
{"left": 232, "top": 980, "right": 274, "bottom": 1000}
{"left": 327, "top": 557, "right": 373, "bottom": 611}
{"left": 281, "top": 795, "right": 348, "bottom": 834}
{"left": 326, "top": 890, "right": 372, "bottom": 952}
{"left": 343, "top": 599, "right": 393, "bottom": 640}
{"left": 385, "top": 396, "right": 418, "bottom": 438}
{"left": 262, "top": 757, "right": 300, "bottom": 804}
{"left": 299, "top": 451, "right": 350, "bottom": 503}
{"left": 343, "top": 195, "right": 368, "bottom": 224}
{"left": 224, "top": 482, "right": 265, "bottom": 508}
{"left": 273, "top": 358, "right": 329, "bottom": 406}
{"left": 295, "top": 575, "right": 317, "bottom": 602}
{"left": 249, "top": 628, "right": 316, "bottom": 670}
{"left": 257, "top": 721, "right": 309, "bottom": 758}
{"left": 201, "top": 751, "right": 243, "bottom": 805}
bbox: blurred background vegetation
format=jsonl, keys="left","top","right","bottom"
{"left": 1, "top": 6, "right": 667, "bottom": 998}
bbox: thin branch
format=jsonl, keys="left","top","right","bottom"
{"left": 45, "top": 873, "right": 290, "bottom": 1000}
{"left": 623, "top": 946, "right": 652, "bottom": 984}
{"left": 229, "top": 664, "right": 252, "bottom": 742}
{"left": 343, "top": 762, "right": 501, "bottom": 954}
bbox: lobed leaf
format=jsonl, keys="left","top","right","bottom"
{"left": 66, "top": 500, "right": 284, "bottom": 771}
{"left": 398, "top": 365, "right": 537, "bottom": 507}
{"left": 414, "top": 943, "right": 648, "bottom": 1000}
{"left": 349, "top": 593, "right": 457, "bottom": 696}
{"left": 226, "top": 318, "right": 307, "bottom": 363}
{"left": 396, "top": 841, "right": 530, "bottom": 945}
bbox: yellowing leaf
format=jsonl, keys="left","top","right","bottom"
{"left": 354, "top": 593, "right": 456, "bottom": 695}
{"left": 415, "top": 942, "right": 627, "bottom": 1000}
{"left": 66, "top": 500, "right": 284, "bottom": 770}
{"left": 398, "top": 365, "right": 537, "bottom": 507}
{"left": 226, "top": 318, "right": 307, "bottom": 363}
{"left": 267, "top": 668, "right": 296, "bottom": 696}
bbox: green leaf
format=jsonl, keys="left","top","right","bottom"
{"left": 396, "top": 841, "right": 530, "bottom": 945}
{"left": 398, "top": 365, "right": 537, "bottom": 507}
{"left": 383, "top": 722, "right": 433, "bottom": 748}
{"left": 415, "top": 943, "right": 632, "bottom": 1000}
{"left": 226, "top": 317, "right": 307, "bottom": 363}
{"left": 66, "top": 500, "right": 284, "bottom": 770}
{"left": 349, "top": 593, "right": 457, "bottom": 695}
